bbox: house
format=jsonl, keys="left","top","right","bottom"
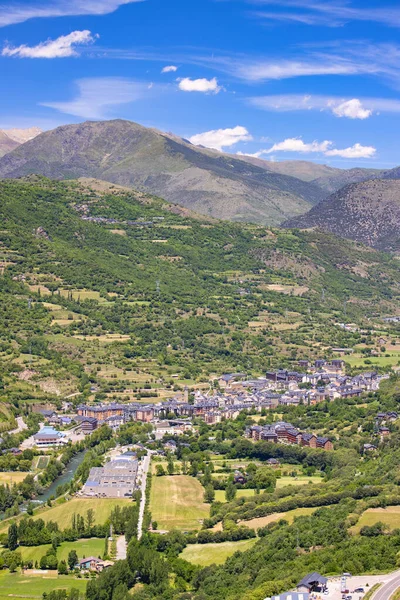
{"left": 233, "top": 470, "right": 246, "bottom": 484}
{"left": 33, "top": 426, "right": 67, "bottom": 447}
{"left": 297, "top": 572, "right": 328, "bottom": 593}
{"left": 271, "top": 593, "right": 310, "bottom": 600}
{"left": 380, "top": 426, "right": 390, "bottom": 437}
{"left": 363, "top": 443, "right": 377, "bottom": 453}
{"left": 164, "top": 440, "right": 177, "bottom": 453}
{"left": 78, "top": 557, "right": 102, "bottom": 571}
{"left": 76, "top": 416, "right": 98, "bottom": 433}
{"left": 316, "top": 437, "right": 333, "bottom": 451}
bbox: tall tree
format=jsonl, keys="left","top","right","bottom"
{"left": 8, "top": 523, "right": 18, "bottom": 551}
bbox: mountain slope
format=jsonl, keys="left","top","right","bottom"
{"left": 0, "top": 120, "right": 326, "bottom": 226}
{"left": 282, "top": 179, "right": 400, "bottom": 252}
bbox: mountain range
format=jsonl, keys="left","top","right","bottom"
{"left": 0, "top": 119, "right": 399, "bottom": 251}
{"left": 0, "top": 119, "right": 387, "bottom": 228}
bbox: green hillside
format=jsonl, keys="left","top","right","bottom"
{"left": 0, "top": 176, "right": 399, "bottom": 408}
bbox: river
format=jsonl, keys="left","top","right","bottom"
{"left": 35, "top": 449, "right": 87, "bottom": 504}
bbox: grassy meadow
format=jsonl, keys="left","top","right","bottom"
{"left": 149, "top": 475, "right": 209, "bottom": 530}
{"left": 180, "top": 539, "right": 257, "bottom": 567}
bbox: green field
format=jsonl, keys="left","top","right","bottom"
{"left": 0, "top": 497, "right": 131, "bottom": 534}
{"left": 0, "top": 472, "right": 29, "bottom": 484}
{"left": 351, "top": 506, "right": 400, "bottom": 534}
{"left": 20, "top": 538, "right": 104, "bottom": 564}
{"left": 180, "top": 539, "right": 257, "bottom": 566}
{"left": 149, "top": 475, "right": 209, "bottom": 530}
{"left": 0, "top": 571, "right": 87, "bottom": 600}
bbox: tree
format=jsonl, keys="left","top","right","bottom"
{"left": 8, "top": 523, "right": 18, "bottom": 551}
{"left": 86, "top": 508, "right": 95, "bottom": 530}
{"left": 58, "top": 560, "right": 68, "bottom": 575}
{"left": 225, "top": 483, "right": 237, "bottom": 502}
{"left": 155, "top": 464, "right": 166, "bottom": 476}
{"left": 68, "top": 550, "right": 78, "bottom": 571}
{"left": 204, "top": 484, "right": 215, "bottom": 504}
{"left": 167, "top": 454, "right": 174, "bottom": 476}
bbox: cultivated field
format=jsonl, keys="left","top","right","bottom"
{"left": 180, "top": 539, "right": 257, "bottom": 566}
{"left": 150, "top": 475, "right": 209, "bottom": 530}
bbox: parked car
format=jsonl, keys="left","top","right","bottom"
{"left": 354, "top": 588, "right": 364, "bottom": 593}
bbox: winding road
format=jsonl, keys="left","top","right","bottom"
{"left": 371, "top": 570, "right": 400, "bottom": 600}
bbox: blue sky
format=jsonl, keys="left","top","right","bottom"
{"left": 2, "top": 0, "right": 400, "bottom": 167}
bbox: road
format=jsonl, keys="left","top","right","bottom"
{"left": 9, "top": 416, "right": 27, "bottom": 435}
{"left": 116, "top": 535, "right": 127, "bottom": 560}
{"left": 137, "top": 452, "right": 151, "bottom": 540}
{"left": 371, "top": 569, "right": 400, "bottom": 600}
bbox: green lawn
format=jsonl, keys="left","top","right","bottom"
{"left": 180, "top": 539, "right": 257, "bottom": 566}
{"left": 149, "top": 475, "right": 209, "bottom": 530}
{"left": 20, "top": 538, "right": 104, "bottom": 564}
{"left": 0, "top": 571, "right": 87, "bottom": 600}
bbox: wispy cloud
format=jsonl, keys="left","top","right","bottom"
{"left": 248, "top": 94, "right": 400, "bottom": 117}
{"left": 2, "top": 30, "right": 97, "bottom": 59}
{"left": 40, "top": 77, "right": 150, "bottom": 118}
{"left": 178, "top": 77, "right": 222, "bottom": 93}
{"left": 250, "top": 0, "right": 400, "bottom": 29}
{"left": 189, "top": 126, "right": 252, "bottom": 150}
{"left": 0, "top": 0, "right": 144, "bottom": 27}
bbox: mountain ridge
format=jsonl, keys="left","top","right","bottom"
{"left": 0, "top": 119, "right": 326, "bottom": 226}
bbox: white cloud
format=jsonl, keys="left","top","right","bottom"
{"left": 0, "top": 0, "right": 143, "bottom": 27}
{"left": 325, "top": 143, "right": 376, "bottom": 158}
{"left": 189, "top": 126, "right": 252, "bottom": 151}
{"left": 2, "top": 30, "right": 97, "bottom": 59}
{"left": 41, "top": 77, "right": 149, "bottom": 118}
{"left": 266, "top": 138, "right": 332, "bottom": 154}
{"left": 178, "top": 77, "right": 222, "bottom": 93}
{"left": 162, "top": 65, "right": 177, "bottom": 73}
{"left": 332, "top": 99, "right": 372, "bottom": 120}
{"left": 259, "top": 137, "right": 376, "bottom": 159}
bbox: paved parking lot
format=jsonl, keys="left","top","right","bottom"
{"left": 318, "top": 573, "right": 398, "bottom": 600}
